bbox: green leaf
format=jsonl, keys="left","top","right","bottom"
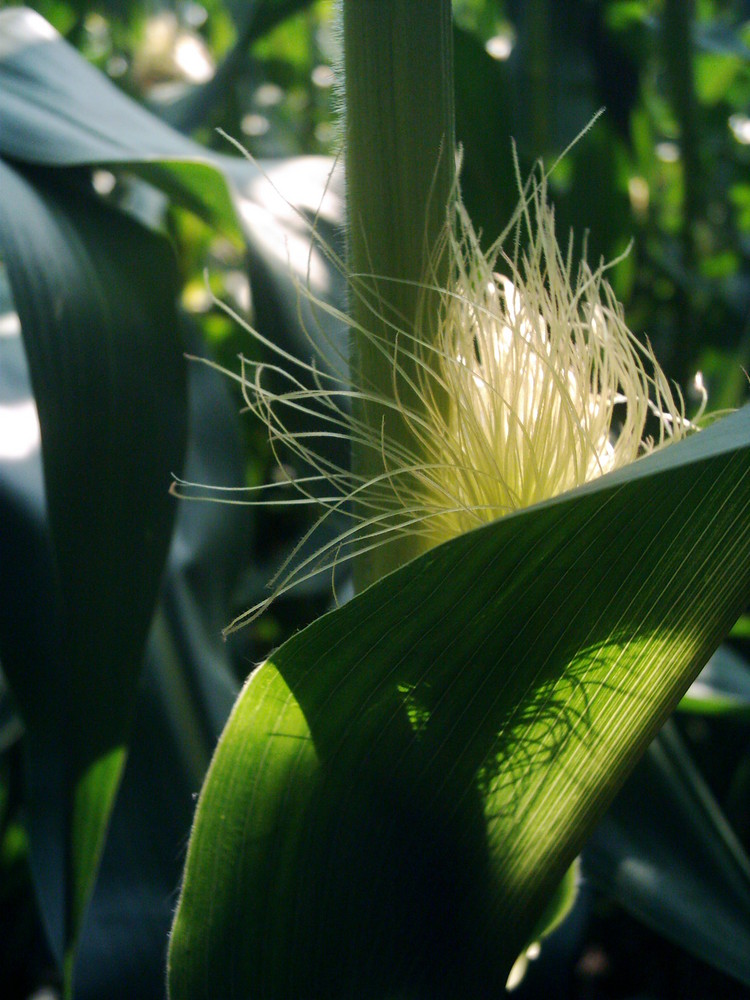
{"left": 0, "top": 160, "right": 186, "bottom": 991}
{"left": 0, "top": 6, "right": 348, "bottom": 364}
{"left": 679, "top": 644, "right": 750, "bottom": 717}
{"left": 585, "top": 721, "right": 750, "bottom": 986}
{"left": 74, "top": 354, "right": 247, "bottom": 1000}
{"left": 0, "top": 7, "right": 241, "bottom": 240}
{"left": 169, "top": 406, "right": 750, "bottom": 999}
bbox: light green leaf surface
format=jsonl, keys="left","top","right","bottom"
{"left": 0, "top": 160, "right": 186, "bottom": 991}
{"left": 169, "top": 406, "right": 750, "bottom": 999}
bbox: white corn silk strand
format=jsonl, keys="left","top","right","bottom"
{"left": 176, "top": 167, "right": 701, "bottom": 634}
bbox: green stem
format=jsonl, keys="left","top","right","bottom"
{"left": 343, "top": 0, "right": 456, "bottom": 591}
{"left": 662, "top": 0, "right": 701, "bottom": 380}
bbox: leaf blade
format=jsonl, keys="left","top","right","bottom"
{"left": 584, "top": 721, "right": 750, "bottom": 986}
{"left": 0, "top": 160, "right": 186, "bottom": 983}
{"left": 169, "top": 406, "right": 750, "bottom": 997}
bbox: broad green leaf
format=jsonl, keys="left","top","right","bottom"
{"left": 0, "top": 7, "right": 241, "bottom": 241}
{"left": 74, "top": 356, "right": 247, "bottom": 1000}
{"left": 0, "top": 6, "right": 349, "bottom": 374}
{"left": 0, "top": 160, "right": 186, "bottom": 991}
{"left": 585, "top": 721, "right": 750, "bottom": 986}
{"left": 169, "top": 405, "right": 750, "bottom": 999}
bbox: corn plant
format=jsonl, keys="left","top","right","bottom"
{"left": 167, "top": 2, "right": 750, "bottom": 997}
{"left": 2, "top": 3, "right": 750, "bottom": 998}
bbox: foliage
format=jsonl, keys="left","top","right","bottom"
{"left": 0, "top": 1, "right": 750, "bottom": 998}
{"left": 169, "top": 406, "right": 750, "bottom": 998}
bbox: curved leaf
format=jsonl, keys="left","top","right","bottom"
{"left": 584, "top": 721, "right": 750, "bottom": 987}
{"left": 0, "top": 6, "right": 348, "bottom": 375}
{"left": 0, "top": 7, "right": 241, "bottom": 240}
{"left": 0, "top": 160, "right": 186, "bottom": 989}
{"left": 169, "top": 406, "right": 750, "bottom": 998}
{"left": 0, "top": 5, "right": 344, "bottom": 267}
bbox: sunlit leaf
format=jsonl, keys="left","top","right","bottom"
{"left": 169, "top": 406, "right": 750, "bottom": 999}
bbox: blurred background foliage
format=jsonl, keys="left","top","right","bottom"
{"left": 21, "top": 0, "right": 750, "bottom": 644}
{"left": 2, "top": 0, "right": 750, "bottom": 997}
{"left": 23, "top": 0, "right": 750, "bottom": 442}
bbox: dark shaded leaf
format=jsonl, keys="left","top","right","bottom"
{"left": 0, "top": 159, "right": 186, "bottom": 986}
{"left": 75, "top": 349, "right": 247, "bottom": 999}
{"left": 584, "top": 721, "right": 750, "bottom": 986}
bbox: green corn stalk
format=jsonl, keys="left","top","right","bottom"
{"left": 344, "top": 0, "right": 455, "bottom": 590}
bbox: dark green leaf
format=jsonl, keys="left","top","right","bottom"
{"left": 0, "top": 159, "right": 186, "bottom": 989}
{"left": 585, "top": 721, "right": 750, "bottom": 986}
{"left": 74, "top": 351, "right": 248, "bottom": 999}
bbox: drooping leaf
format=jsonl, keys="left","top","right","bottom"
{"left": 584, "top": 720, "right": 750, "bottom": 986}
{"left": 0, "top": 5, "right": 348, "bottom": 386}
{"left": 73, "top": 349, "right": 247, "bottom": 1000}
{"left": 0, "top": 4, "right": 345, "bottom": 277}
{"left": 0, "top": 159, "right": 186, "bottom": 990}
{"left": 0, "top": 7, "right": 241, "bottom": 241}
{"left": 169, "top": 405, "right": 750, "bottom": 999}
